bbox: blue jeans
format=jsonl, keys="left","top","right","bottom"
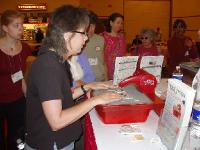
{"left": 25, "top": 142, "right": 74, "bottom": 150}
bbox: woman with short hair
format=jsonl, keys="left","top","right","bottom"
{"left": 134, "top": 28, "right": 159, "bottom": 66}
{"left": 167, "top": 19, "right": 199, "bottom": 75}
{"left": 25, "top": 5, "right": 123, "bottom": 150}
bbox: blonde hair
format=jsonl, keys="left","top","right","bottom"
{"left": 0, "top": 10, "right": 23, "bottom": 37}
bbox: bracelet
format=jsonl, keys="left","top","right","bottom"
{"left": 81, "top": 85, "right": 87, "bottom": 95}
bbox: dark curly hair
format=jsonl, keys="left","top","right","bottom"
{"left": 42, "top": 5, "right": 89, "bottom": 58}
{"left": 173, "top": 19, "right": 187, "bottom": 29}
{"left": 88, "top": 10, "right": 99, "bottom": 25}
{"left": 104, "top": 13, "right": 124, "bottom": 32}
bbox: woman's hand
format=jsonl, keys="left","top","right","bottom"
{"left": 84, "top": 81, "right": 117, "bottom": 91}
{"left": 92, "top": 91, "right": 124, "bottom": 105}
{"left": 22, "top": 79, "right": 27, "bottom": 97}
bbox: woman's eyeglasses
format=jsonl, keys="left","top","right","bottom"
{"left": 177, "top": 24, "right": 186, "bottom": 29}
{"left": 72, "top": 31, "right": 88, "bottom": 37}
{"left": 141, "top": 37, "right": 149, "bottom": 40}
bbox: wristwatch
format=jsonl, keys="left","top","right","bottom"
{"left": 81, "top": 85, "right": 87, "bottom": 95}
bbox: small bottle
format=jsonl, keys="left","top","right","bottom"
{"left": 188, "top": 102, "right": 200, "bottom": 150}
{"left": 172, "top": 66, "right": 183, "bottom": 81}
{"left": 16, "top": 138, "right": 25, "bottom": 150}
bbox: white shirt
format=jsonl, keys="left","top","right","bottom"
{"left": 68, "top": 56, "right": 84, "bottom": 81}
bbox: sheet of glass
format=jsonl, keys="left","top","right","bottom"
{"left": 93, "top": 84, "right": 152, "bottom": 105}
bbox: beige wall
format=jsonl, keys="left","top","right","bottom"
{"left": 80, "top": 0, "right": 123, "bottom": 17}
{"left": 124, "top": 0, "right": 170, "bottom": 44}
{"left": 172, "top": 0, "right": 200, "bottom": 39}
{"left": 80, "top": 0, "right": 170, "bottom": 43}
{"left": 0, "top": 0, "right": 123, "bottom": 16}
{"left": 172, "top": 0, "right": 200, "bottom": 16}
{"left": 0, "top": 0, "right": 80, "bottom": 12}
{"left": 1, "top": 0, "right": 199, "bottom": 41}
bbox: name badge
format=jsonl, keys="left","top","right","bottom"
{"left": 95, "top": 46, "right": 101, "bottom": 51}
{"left": 11, "top": 70, "right": 24, "bottom": 83}
{"left": 88, "top": 58, "right": 98, "bottom": 66}
{"left": 185, "top": 50, "right": 189, "bottom": 56}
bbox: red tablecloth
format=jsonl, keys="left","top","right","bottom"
{"left": 84, "top": 113, "right": 97, "bottom": 150}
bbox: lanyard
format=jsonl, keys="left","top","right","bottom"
{"left": 7, "top": 53, "right": 22, "bottom": 76}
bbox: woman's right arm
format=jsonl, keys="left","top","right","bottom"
{"left": 42, "top": 92, "right": 123, "bottom": 131}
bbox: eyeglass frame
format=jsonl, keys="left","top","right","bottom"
{"left": 72, "top": 31, "right": 88, "bottom": 37}
{"left": 140, "top": 36, "right": 149, "bottom": 40}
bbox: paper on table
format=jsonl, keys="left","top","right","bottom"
{"left": 119, "top": 124, "right": 142, "bottom": 135}
{"left": 113, "top": 56, "right": 139, "bottom": 85}
{"left": 140, "top": 56, "right": 164, "bottom": 83}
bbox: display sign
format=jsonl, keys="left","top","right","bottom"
{"left": 113, "top": 56, "right": 139, "bottom": 85}
{"left": 140, "top": 56, "right": 164, "bottom": 83}
{"left": 17, "top": 4, "right": 47, "bottom": 11}
{"left": 157, "top": 79, "right": 196, "bottom": 150}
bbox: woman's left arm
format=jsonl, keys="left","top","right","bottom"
{"left": 22, "top": 79, "right": 27, "bottom": 96}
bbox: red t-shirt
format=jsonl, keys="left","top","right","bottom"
{"left": 0, "top": 42, "right": 32, "bottom": 103}
{"left": 134, "top": 44, "right": 159, "bottom": 67}
{"left": 100, "top": 32, "right": 126, "bottom": 80}
{"left": 167, "top": 35, "right": 199, "bottom": 74}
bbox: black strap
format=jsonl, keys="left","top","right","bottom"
{"left": 81, "top": 85, "right": 87, "bottom": 95}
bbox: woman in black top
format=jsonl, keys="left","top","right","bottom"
{"left": 25, "top": 5, "right": 124, "bottom": 150}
